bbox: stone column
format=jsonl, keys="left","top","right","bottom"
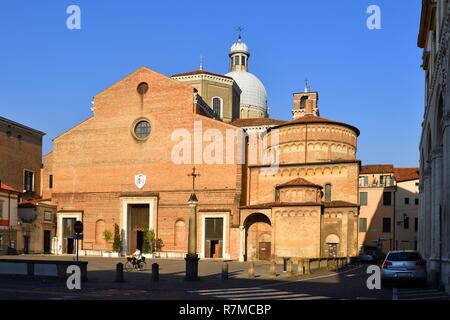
{"left": 443, "top": 112, "right": 450, "bottom": 260}
{"left": 185, "top": 193, "right": 200, "bottom": 281}
{"left": 239, "top": 226, "right": 245, "bottom": 262}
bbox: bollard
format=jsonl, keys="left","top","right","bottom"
{"left": 270, "top": 260, "right": 277, "bottom": 277}
{"left": 222, "top": 262, "right": 229, "bottom": 280}
{"left": 152, "top": 263, "right": 159, "bottom": 282}
{"left": 115, "top": 262, "right": 124, "bottom": 282}
{"left": 287, "top": 259, "right": 293, "bottom": 274}
{"left": 304, "top": 259, "right": 311, "bottom": 275}
{"left": 298, "top": 259, "right": 304, "bottom": 275}
{"left": 293, "top": 262, "right": 299, "bottom": 275}
{"left": 248, "top": 261, "right": 255, "bottom": 278}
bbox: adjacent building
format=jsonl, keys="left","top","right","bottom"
{"left": 358, "top": 165, "right": 420, "bottom": 254}
{"left": 0, "top": 116, "right": 55, "bottom": 254}
{"left": 394, "top": 168, "right": 420, "bottom": 251}
{"left": 417, "top": 0, "right": 450, "bottom": 290}
{"left": 358, "top": 165, "right": 396, "bottom": 253}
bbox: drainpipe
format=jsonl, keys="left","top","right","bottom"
{"left": 439, "top": 205, "right": 443, "bottom": 289}
{"left": 393, "top": 183, "right": 396, "bottom": 251}
{"left": 8, "top": 192, "right": 11, "bottom": 248}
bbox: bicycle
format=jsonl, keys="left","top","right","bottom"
{"left": 124, "top": 256, "right": 147, "bottom": 272}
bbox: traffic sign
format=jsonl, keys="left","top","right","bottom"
{"left": 74, "top": 221, "right": 83, "bottom": 234}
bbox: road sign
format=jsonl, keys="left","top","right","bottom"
{"left": 74, "top": 221, "right": 83, "bottom": 234}
{"left": 74, "top": 233, "right": 83, "bottom": 240}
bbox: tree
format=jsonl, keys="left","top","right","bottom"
{"left": 142, "top": 229, "right": 163, "bottom": 254}
{"left": 113, "top": 223, "right": 121, "bottom": 253}
{"left": 102, "top": 230, "right": 112, "bottom": 243}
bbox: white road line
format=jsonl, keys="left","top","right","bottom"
{"left": 398, "top": 291, "right": 445, "bottom": 297}
{"left": 286, "top": 296, "right": 330, "bottom": 300}
{"left": 260, "top": 265, "right": 364, "bottom": 288}
{"left": 214, "top": 291, "right": 292, "bottom": 298}
{"left": 402, "top": 296, "right": 449, "bottom": 300}
{"left": 199, "top": 289, "right": 278, "bottom": 296}
{"left": 228, "top": 293, "right": 311, "bottom": 300}
{"left": 188, "top": 287, "right": 275, "bottom": 293}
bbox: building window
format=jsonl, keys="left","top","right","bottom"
{"left": 403, "top": 214, "right": 409, "bottom": 229}
{"left": 415, "top": 198, "right": 419, "bottom": 205}
{"left": 404, "top": 197, "right": 409, "bottom": 205}
{"left": 359, "top": 192, "right": 368, "bottom": 206}
{"left": 359, "top": 218, "right": 367, "bottom": 232}
{"left": 234, "top": 55, "right": 239, "bottom": 66}
{"left": 383, "top": 192, "right": 392, "bottom": 206}
{"left": 0, "top": 200, "right": 3, "bottom": 218}
{"left": 24, "top": 170, "right": 35, "bottom": 192}
{"left": 212, "top": 97, "right": 222, "bottom": 117}
{"left": 324, "top": 184, "right": 332, "bottom": 202}
{"left": 415, "top": 217, "right": 418, "bottom": 232}
{"left": 44, "top": 211, "right": 53, "bottom": 222}
{"left": 380, "top": 175, "right": 393, "bottom": 187}
{"left": 382, "top": 218, "right": 391, "bottom": 233}
{"left": 359, "top": 176, "right": 368, "bottom": 187}
{"left": 132, "top": 119, "right": 151, "bottom": 140}
{"left": 300, "top": 96, "right": 308, "bottom": 109}
{"left": 49, "top": 175, "right": 53, "bottom": 189}
{"left": 241, "top": 55, "right": 246, "bottom": 66}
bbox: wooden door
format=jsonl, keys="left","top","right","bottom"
{"left": 258, "top": 242, "right": 271, "bottom": 260}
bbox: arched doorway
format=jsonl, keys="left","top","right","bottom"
{"left": 244, "top": 213, "right": 272, "bottom": 261}
{"left": 325, "top": 234, "right": 340, "bottom": 258}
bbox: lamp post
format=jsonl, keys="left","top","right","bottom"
{"left": 185, "top": 167, "right": 200, "bottom": 281}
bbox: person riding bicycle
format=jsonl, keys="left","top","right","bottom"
{"left": 132, "top": 248, "right": 143, "bottom": 270}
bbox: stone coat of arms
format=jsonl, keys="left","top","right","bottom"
{"left": 134, "top": 174, "right": 147, "bottom": 190}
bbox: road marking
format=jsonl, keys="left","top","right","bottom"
{"left": 189, "top": 287, "right": 276, "bottom": 294}
{"left": 189, "top": 286, "right": 330, "bottom": 300}
{"left": 260, "top": 265, "right": 364, "bottom": 288}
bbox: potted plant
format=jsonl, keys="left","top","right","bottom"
{"left": 101, "top": 228, "right": 119, "bottom": 257}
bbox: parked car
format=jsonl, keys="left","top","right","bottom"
{"left": 359, "top": 246, "right": 384, "bottom": 263}
{"left": 381, "top": 250, "right": 427, "bottom": 286}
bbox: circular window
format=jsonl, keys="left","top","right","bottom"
{"left": 137, "top": 82, "right": 149, "bottom": 95}
{"left": 132, "top": 119, "right": 151, "bottom": 140}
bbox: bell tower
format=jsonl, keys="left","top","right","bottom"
{"left": 292, "top": 81, "right": 319, "bottom": 119}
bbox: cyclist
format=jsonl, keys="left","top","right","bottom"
{"left": 132, "top": 248, "right": 143, "bottom": 270}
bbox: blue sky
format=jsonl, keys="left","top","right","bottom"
{"left": 0, "top": 0, "right": 423, "bottom": 167}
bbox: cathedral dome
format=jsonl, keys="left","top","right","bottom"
{"left": 226, "top": 36, "right": 267, "bottom": 117}
{"left": 226, "top": 70, "right": 267, "bottom": 111}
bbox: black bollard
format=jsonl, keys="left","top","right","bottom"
{"left": 222, "top": 262, "right": 229, "bottom": 280}
{"left": 152, "top": 263, "right": 159, "bottom": 281}
{"left": 115, "top": 262, "right": 124, "bottom": 282}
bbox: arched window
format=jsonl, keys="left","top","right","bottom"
{"left": 241, "top": 55, "right": 246, "bottom": 66}
{"left": 95, "top": 220, "right": 106, "bottom": 244}
{"left": 324, "top": 184, "right": 332, "bottom": 202}
{"left": 212, "top": 97, "right": 222, "bottom": 117}
{"left": 300, "top": 96, "right": 308, "bottom": 109}
{"left": 234, "top": 55, "right": 240, "bottom": 66}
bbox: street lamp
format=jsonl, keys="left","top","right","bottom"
{"left": 185, "top": 167, "right": 200, "bottom": 281}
